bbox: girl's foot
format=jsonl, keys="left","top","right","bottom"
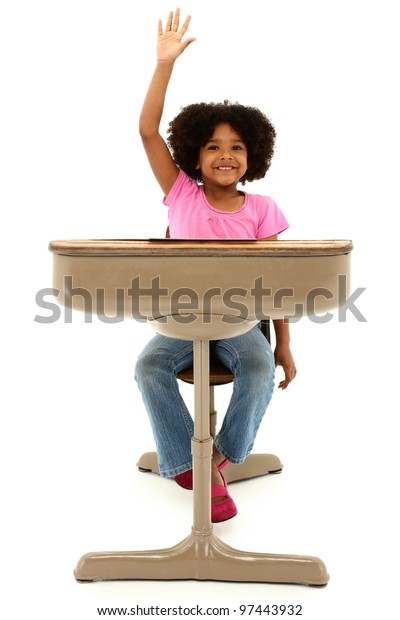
{"left": 173, "top": 454, "right": 228, "bottom": 490}
{"left": 174, "top": 460, "right": 237, "bottom": 522}
{"left": 211, "top": 467, "right": 237, "bottom": 523}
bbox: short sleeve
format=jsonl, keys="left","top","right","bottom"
{"left": 256, "top": 196, "right": 289, "bottom": 238}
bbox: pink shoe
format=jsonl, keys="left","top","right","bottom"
{"left": 174, "top": 469, "right": 193, "bottom": 490}
{"left": 174, "top": 459, "right": 229, "bottom": 491}
{"left": 211, "top": 472, "right": 237, "bottom": 523}
{"left": 217, "top": 459, "right": 229, "bottom": 471}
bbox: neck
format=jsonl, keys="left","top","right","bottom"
{"left": 202, "top": 183, "right": 245, "bottom": 212}
{"left": 203, "top": 183, "right": 241, "bottom": 201}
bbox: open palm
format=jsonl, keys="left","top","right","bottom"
{"left": 157, "top": 9, "right": 196, "bottom": 62}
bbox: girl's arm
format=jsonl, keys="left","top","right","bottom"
{"left": 273, "top": 319, "right": 297, "bottom": 389}
{"left": 261, "top": 234, "right": 297, "bottom": 388}
{"left": 139, "top": 9, "right": 196, "bottom": 196}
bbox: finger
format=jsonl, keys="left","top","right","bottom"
{"left": 278, "top": 368, "right": 296, "bottom": 389}
{"left": 179, "top": 14, "right": 191, "bottom": 35}
{"left": 181, "top": 37, "right": 196, "bottom": 51}
{"left": 158, "top": 19, "right": 163, "bottom": 36}
{"left": 165, "top": 10, "right": 173, "bottom": 31}
{"left": 172, "top": 7, "right": 180, "bottom": 31}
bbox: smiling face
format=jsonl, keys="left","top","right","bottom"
{"left": 196, "top": 123, "right": 248, "bottom": 188}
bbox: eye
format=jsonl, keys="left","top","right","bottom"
{"left": 232, "top": 145, "right": 244, "bottom": 150}
{"left": 207, "top": 145, "right": 219, "bottom": 150}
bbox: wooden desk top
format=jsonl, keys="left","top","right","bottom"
{"left": 49, "top": 239, "right": 353, "bottom": 258}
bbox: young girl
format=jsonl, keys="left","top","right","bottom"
{"left": 135, "top": 9, "right": 296, "bottom": 523}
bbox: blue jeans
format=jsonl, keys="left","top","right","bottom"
{"left": 134, "top": 324, "right": 275, "bottom": 478}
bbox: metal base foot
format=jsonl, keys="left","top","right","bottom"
{"left": 74, "top": 530, "right": 328, "bottom": 586}
{"left": 137, "top": 452, "right": 283, "bottom": 483}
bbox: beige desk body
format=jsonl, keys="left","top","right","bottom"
{"left": 49, "top": 239, "right": 352, "bottom": 586}
{"left": 50, "top": 239, "right": 352, "bottom": 339}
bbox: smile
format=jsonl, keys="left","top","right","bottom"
{"left": 215, "top": 166, "right": 235, "bottom": 171}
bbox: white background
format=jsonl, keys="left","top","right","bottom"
{"left": 1, "top": 0, "right": 399, "bottom": 618}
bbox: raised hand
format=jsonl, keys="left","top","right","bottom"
{"left": 157, "top": 8, "right": 196, "bottom": 63}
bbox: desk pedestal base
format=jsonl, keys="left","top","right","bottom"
{"left": 74, "top": 338, "right": 328, "bottom": 587}
{"left": 74, "top": 529, "right": 328, "bottom": 586}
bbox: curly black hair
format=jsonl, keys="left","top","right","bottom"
{"left": 166, "top": 100, "right": 276, "bottom": 184}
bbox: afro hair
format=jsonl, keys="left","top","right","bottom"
{"left": 167, "top": 100, "right": 276, "bottom": 184}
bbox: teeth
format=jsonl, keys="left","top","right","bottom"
{"left": 218, "top": 166, "right": 233, "bottom": 170}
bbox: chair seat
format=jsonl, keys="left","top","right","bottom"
{"left": 177, "top": 360, "right": 234, "bottom": 386}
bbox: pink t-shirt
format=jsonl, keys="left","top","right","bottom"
{"left": 164, "top": 170, "right": 289, "bottom": 239}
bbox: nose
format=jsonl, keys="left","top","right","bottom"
{"left": 219, "top": 148, "right": 233, "bottom": 160}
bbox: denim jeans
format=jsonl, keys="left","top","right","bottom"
{"left": 134, "top": 324, "right": 275, "bottom": 478}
